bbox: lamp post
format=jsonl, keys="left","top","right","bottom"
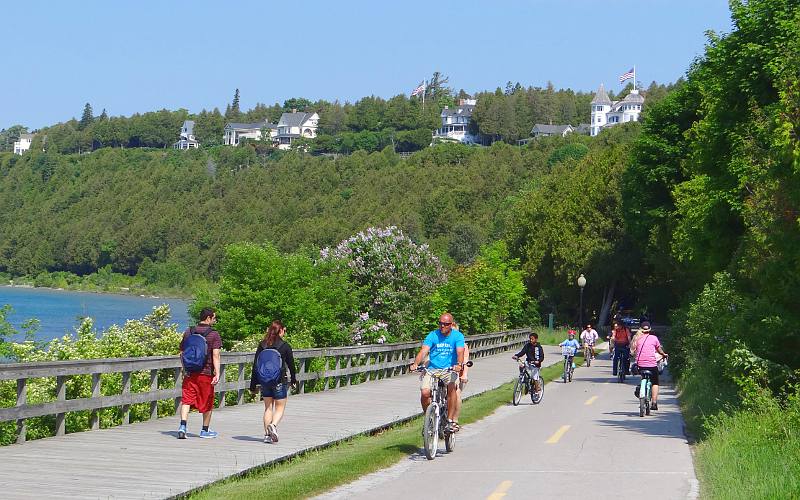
{"left": 577, "top": 274, "right": 587, "bottom": 330}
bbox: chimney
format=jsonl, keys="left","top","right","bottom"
{"left": 292, "top": 108, "right": 297, "bottom": 113}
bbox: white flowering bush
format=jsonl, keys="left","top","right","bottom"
{"left": 1, "top": 305, "right": 183, "bottom": 445}
{"left": 321, "top": 226, "right": 445, "bottom": 341}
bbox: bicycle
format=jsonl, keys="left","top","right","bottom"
{"left": 415, "top": 361, "right": 473, "bottom": 460}
{"left": 637, "top": 368, "right": 655, "bottom": 417}
{"left": 561, "top": 346, "right": 576, "bottom": 383}
{"left": 613, "top": 345, "right": 630, "bottom": 383}
{"left": 583, "top": 343, "right": 594, "bottom": 367}
{"left": 512, "top": 359, "right": 544, "bottom": 405}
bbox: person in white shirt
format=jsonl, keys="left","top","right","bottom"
{"left": 580, "top": 323, "right": 599, "bottom": 360}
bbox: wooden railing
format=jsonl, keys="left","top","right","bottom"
{"left": 0, "top": 328, "right": 529, "bottom": 444}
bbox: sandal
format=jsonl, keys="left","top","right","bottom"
{"left": 447, "top": 420, "right": 460, "bottom": 433}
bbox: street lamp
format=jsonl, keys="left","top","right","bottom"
{"left": 577, "top": 274, "right": 587, "bottom": 329}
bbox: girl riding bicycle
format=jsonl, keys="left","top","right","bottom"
{"left": 631, "top": 322, "right": 668, "bottom": 410}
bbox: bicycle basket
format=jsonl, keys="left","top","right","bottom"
{"left": 561, "top": 346, "right": 576, "bottom": 356}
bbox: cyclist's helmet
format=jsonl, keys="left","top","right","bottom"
{"left": 568, "top": 329, "right": 576, "bottom": 337}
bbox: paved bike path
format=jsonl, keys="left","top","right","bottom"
{"left": 317, "top": 352, "right": 698, "bottom": 500}
{"left": 0, "top": 345, "right": 566, "bottom": 499}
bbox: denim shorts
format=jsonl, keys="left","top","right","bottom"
{"left": 260, "top": 382, "right": 288, "bottom": 400}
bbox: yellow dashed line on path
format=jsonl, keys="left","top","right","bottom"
{"left": 546, "top": 425, "right": 571, "bottom": 443}
{"left": 487, "top": 480, "right": 513, "bottom": 500}
{"left": 585, "top": 396, "right": 598, "bottom": 405}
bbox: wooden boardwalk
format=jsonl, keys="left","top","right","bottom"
{"left": 0, "top": 346, "right": 567, "bottom": 499}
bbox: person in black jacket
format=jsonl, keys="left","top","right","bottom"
{"left": 512, "top": 332, "right": 545, "bottom": 397}
{"left": 250, "top": 320, "right": 297, "bottom": 444}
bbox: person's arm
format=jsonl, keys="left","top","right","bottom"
{"left": 513, "top": 344, "right": 526, "bottom": 359}
{"left": 454, "top": 346, "right": 465, "bottom": 372}
{"left": 250, "top": 345, "right": 262, "bottom": 392}
{"left": 285, "top": 345, "right": 298, "bottom": 385}
{"left": 461, "top": 344, "right": 470, "bottom": 380}
{"left": 211, "top": 348, "right": 221, "bottom": 385}
{"left": 409, "top": 345, "right": 430, "bottom": 371}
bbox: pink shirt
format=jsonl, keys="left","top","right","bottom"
{"left": 634, "top": 334, "right": 661, "bottom": 368}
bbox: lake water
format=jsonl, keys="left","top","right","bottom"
{"left": 0, "top": 286, "right": 190, "bottom": 343}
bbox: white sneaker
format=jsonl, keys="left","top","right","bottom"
{"left": 264, "top": 433, "right": 272, "bottom": 443}
{"left": 268, "top": 423, "right": 279, "bottom": 443}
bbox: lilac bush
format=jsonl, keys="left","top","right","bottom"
{"left": 321, "top": 226, "right": 445, "bottom": 341}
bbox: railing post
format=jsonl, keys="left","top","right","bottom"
{"left": 16, "top": 378, "right": 26, "bottom": 444}
{"left": 334, "top": 356, "right": 342, "bottom": 388}
{"left": 121, "top": 372, "right": 131, "bottom": 425}
{"left": 149, "top": 369, "right": 159, "bottom": 420}
{"left": 345, "top": 355, "right": 353, "bottom": 386}
{"left": 218, "top": 364, "right": 227, "bottom": 408}
{"left": 237, "top": 363, "right": 245, "bottom": 406}
{"left": 55, "top": 375, "right": 66, "bottom": 435}
{"left": 323, "top": 357, "right": 331, "bottom": 391}
{"left": 298, "top": 358, "right": 306, "bottom": 394}
{"left": 90, "top": 373, "right": 101, "bottom": 430}
{"left": 173, "top": 368, "right": 183, "bottom": 414}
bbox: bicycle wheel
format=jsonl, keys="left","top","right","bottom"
{"left": 619, "top": 367, "right": 625, "bottom": 383}
{"left": 445, "top": 424, "right": 456, "bottom": 452}
{"left": 512, "top": 375, "right": 524, "bottom": 406}
{"left": 585, "top": 348, "right": 591, "bottom": 367}
{"left": 639, "top": 398, "right": 646, "bottom": 417}
{"left": 568, "top": 360, "right": 574, "bottom": 382}
{"left": 423, "top": 403, "right": 439, "bottom": 460}
{"left": 563, "top": 359, "right": 568, "bottom": 383}
{"left": 532, "top": 377, "right": 544, "bottom": 404}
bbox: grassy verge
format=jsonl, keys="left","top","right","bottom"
{"left": 188, "top": 357, "right": 580, "bottom": 499}
{"left": 693, "top": 393, "right": 800, "bottom": 498}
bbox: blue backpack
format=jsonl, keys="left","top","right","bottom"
{"left": 181, "top": 328, "right": 209, "bottom": 373}
{"left": 255, "top": 347, "right": 283, "bottom": 387}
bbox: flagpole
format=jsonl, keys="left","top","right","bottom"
{"left": 633, "top": 66, "right": 636, "bottom": 91}
{"left": 422, "top": 80, "right": 426, "bottom": 111}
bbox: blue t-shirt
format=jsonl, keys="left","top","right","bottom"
{"left": 423, "top": 329, "right": 466, "bottom": 369}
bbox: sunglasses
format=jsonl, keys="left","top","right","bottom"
{"left": 439, "top": 322, "right": 452, "bottom": 326}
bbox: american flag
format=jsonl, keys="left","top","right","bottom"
{"left": 411, "top": 82, "right": 426, "bottom": 96}
{"left": 619, "top": 68, "right": 635, "bottom": 83}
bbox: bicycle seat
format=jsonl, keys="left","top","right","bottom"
{"left": 639, "top": 369, "right": 655, "bottom": 377}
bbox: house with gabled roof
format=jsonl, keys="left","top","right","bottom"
{"left": 434, "top": 99, "right": 478, "bottom": 144}
{"left": 173, "top": 120, "right": 199, "bottom": 149}
{"left": 590, "top": 83, "right": 644, "bottom": 136}
{"left": 531, "top": 124, "right": 574, "bottom": 138}
{"left": 275, "top": 111, "right": 319, "bottom": 150}
{"left": 13, "top": 133, "right": 34, "bottom": 155}
{"left": 223, "top": 119, "right": 277, "bottom": 146}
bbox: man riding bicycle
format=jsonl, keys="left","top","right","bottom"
{"left": 512, "top": 332, "right": 545, "bottom": 399}
{"left": 580, "top": 323, "right": 599, "bottom": 360}
{"left": 410, "top": 313, "right": 465, "bottom": 433}
{"left": 610, "top": 320, "right": 632, "bottom": 377}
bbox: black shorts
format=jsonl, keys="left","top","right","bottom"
{"left": 639, "top": 367, "right": 659, "bottom": 386}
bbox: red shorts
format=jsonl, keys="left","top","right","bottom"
{"left": 181, "top": 373, "right": 215, "bottom": 413}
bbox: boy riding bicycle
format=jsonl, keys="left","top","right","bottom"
{"left": 559, "top": 330, "right": 580, "bottom": 369}
{"left": 512, "top": 332, "right": 545, "bottom": 399}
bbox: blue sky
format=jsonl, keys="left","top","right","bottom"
{"left": 1, "top": 0, "right": 733, "bottom": 130}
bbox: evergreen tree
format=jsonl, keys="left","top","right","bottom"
{"left": 79, "top": 103, "right": 94, "bottom": 130}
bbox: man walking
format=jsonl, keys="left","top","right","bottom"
{"left": 177, "top": 308, "right": 222, "bottom": 439}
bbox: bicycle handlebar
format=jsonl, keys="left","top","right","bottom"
{"left": 411, "top": 360, "right": 473, "bottom": 373}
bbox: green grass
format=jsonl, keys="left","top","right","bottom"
{"left": 188, "top": 358, "right": 578, "bottom": 499}
{"left": 694, "top": 395, "right": 800, "bottom": 499}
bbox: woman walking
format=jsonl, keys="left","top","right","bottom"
{"left": 250, "top": 320, "right": 297, "bottom": 443}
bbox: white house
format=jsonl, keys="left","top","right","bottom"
{"left": 275, "top": 111, "right": 319, "bottom": 150}
{"left": 590, "top": 84, "right": 644, "bottom": 136}
{"left": 13, "top": 133, "right": 34, "bottom": 155}
{"left": 173, "top": 120, "right": 199, "bottom": 149}
{"left": 223, "top": 120, "right": 277, "bottom": 146}
{"left": 434, "top": 98, "right": 477, "bottom": 144}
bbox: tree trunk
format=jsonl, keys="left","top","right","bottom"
{"left": 598, "top": 279, "right": 616, "bottom": 333}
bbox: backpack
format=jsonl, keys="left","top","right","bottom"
{"left": 181, "top": 327, "right": 209, "bottom": 373}
{"left": 255, "top": 346, "right": 284, "bottom": 387}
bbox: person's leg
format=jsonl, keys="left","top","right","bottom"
{"left": 180, "top": 404, "right": 190, "bottom": 421}
{"left": 454, "top": 387, "right": 463, "bottom": 421}
{"left": 652, "top": 384, "right": 660, "bottom": 404}
{"left": 446, "top": 382, "right": 458, "bottom": 420}
{"left": 612, "top": 346, "right": 620, "bottom": 375}
{"left": 262, "top": 397, "right": 274, "bottom": 433}
{"left": 271, "top": 398, "right": 288, "bottom": 426}
{"left": 420, "top": 388, "right": 432, "bottom": 411}
{"left": 623, "top": 346, "right": 631, "bottom": 374}
{"left": 202, "top": 410, "right": 213, "bottom": 428}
